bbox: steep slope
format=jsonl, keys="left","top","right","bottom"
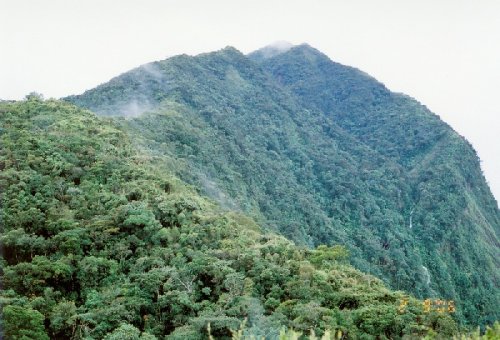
{"left": 255, "top": 44, "right": 500, "bottom": 325}
{"left": 67, "top": 48, "right": 428, "bottom": 292}
{"left": 65, "top": 46, "right": 499, "bottom": 326}
{"left": 0, "top": 98, "right": 460, "bottom": 339}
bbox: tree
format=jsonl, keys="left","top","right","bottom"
{"left": 1, "top": 305, "right": 50, "bottom": 340}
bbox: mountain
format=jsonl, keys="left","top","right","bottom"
{"left": 65, "top": 44, "right": 499, "bottom": 327}
{"left": 0, "top": 97, "right": 463, "bottom": 339}
{"left": 254, "top": 44, "right": 500, "bottom": 323}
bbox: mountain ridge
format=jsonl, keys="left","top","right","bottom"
{"left": 64, "top": 44, "right": 499, "bottom": 326}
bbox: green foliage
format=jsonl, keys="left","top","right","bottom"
{"left": 0, "top": 99, "right": 465, "bottom": 338}
{"left": 1, "top": 305, "right": 49, "bottom": 340}
{"left": 309, "top": 245, "right": 349, "bottom": 268}
{"left": 450, "top": 321, "right": 500, "bottom": 340}
{"left": 65, "top": 44, "right": 499, "bottom": 327}
{"left": 257, "top": 44, "right": 500, "bottom": 326}
{"left": 103, "top": 324, "right": 156, "bottom": 340}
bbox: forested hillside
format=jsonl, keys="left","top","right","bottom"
{"left": 0, "top": 98, "right": 464, "bottom": 339}
{"left": 255, "top": 45, "right": 500, "bottom": 326}
{"left": 66, "top": 44, "right": 499, "bottom": 328}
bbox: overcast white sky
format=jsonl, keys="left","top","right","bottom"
{"left": 1, "top": 0, "right": 499, "bottom": 202}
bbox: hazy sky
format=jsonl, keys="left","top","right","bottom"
{"left": 1, "top": 0, "right": 499, "bottom": 202}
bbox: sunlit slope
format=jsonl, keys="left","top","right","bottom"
{"left": 0, "top": 98, "right": 463, "bottom": 338}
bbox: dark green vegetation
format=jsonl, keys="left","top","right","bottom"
{"left": 66, "top": 44, "right": 499, "bottom": 328}
{"left": 0, "top": 98, "right": 462, "bottom": 339}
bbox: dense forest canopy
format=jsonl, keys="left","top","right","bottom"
{"left": 1, "top": 98, "right": 466, "bottom": 339}
{"left": 66, "top": 44, "right": 499, "bottom": 327}
{"left": 1, "top": 43, "right": 499, "bottom": 339}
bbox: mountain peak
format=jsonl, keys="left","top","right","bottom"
{"left": 195, "top": 45, "right": 244, "bottom": 60}
{"left": 220, "top": 45, "right": 242, "bottom": 54}
{"left": 283, "top": 43, "right": 333, "bottom": 63}
{"left": 292, "top": 43, "right": 323, "bottom": 54}
{"left": 248, "top": 41, "right": 295, "bottom": 61}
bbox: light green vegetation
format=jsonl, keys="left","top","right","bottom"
{"left": 1, "top": 98, "right": 458, "bottom": 338}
